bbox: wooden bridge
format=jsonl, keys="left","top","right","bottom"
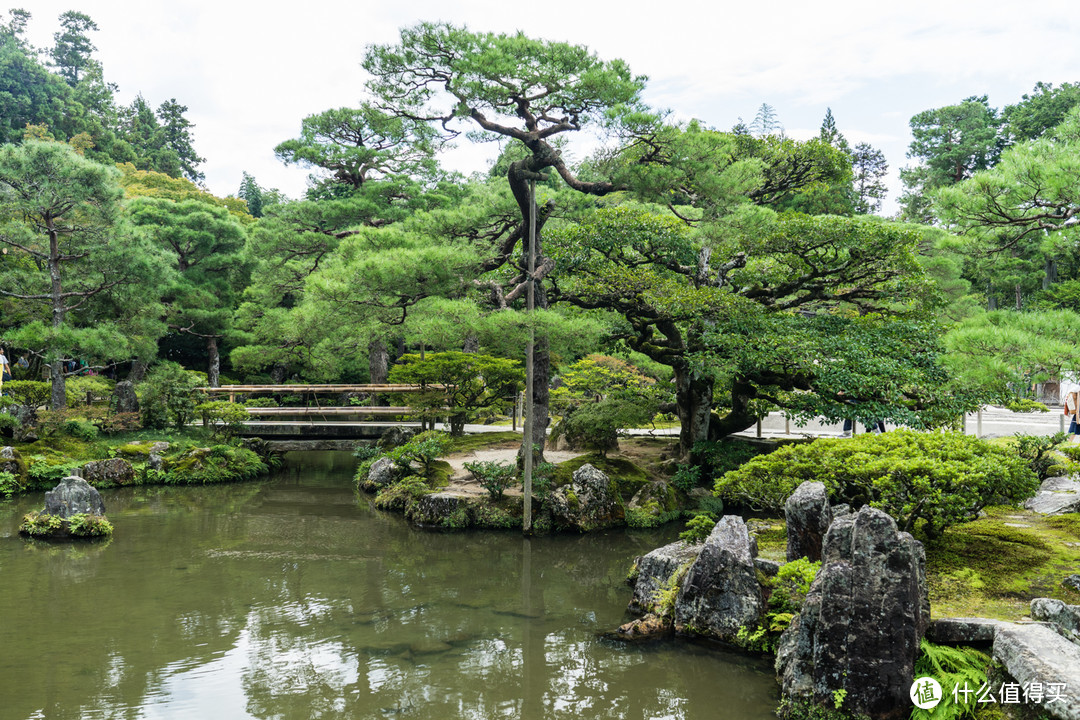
{"left": 200, "top": 384, "right": 519, "bottom": 439}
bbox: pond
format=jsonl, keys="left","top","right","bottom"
{"left": 0, "top": 451, "right": 779, "bottom": 719}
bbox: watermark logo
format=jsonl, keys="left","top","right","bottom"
{"left": 911, "top": 677, "right": 942, "bottom": 709}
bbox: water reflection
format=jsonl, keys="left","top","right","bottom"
{"left": 0, "top": 451, "right": 778, "bottom": 719}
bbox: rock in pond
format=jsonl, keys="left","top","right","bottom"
{"left": 548, "top": 463, "right": 625, "bottom": 532}
{"left": 44, "top": 476, "right": 106, "bottom": 518}
{"left": 615, "top": 613, "right": 673, "bottom": 641}
{"left": 627, "top": 540, "right": 702, "bottom": 616}
{"left": 775, "top": 506, "right": 929, "bottom": 720}
{"left": 673, "top": 515, "right": 764, "bottom": 642}
{"left": 20, "top": 476, "right": 112, "bottom": 539}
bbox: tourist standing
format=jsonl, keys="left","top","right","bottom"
{"left": 0, "top": 345, "right": 9, "bottom": 395}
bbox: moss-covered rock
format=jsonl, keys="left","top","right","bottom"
{"left": 0, "top": 445, "right": 27, "bottom": 479}
{"left": 164, "top": 445, "right": 267, "bottom": 484}
{"left": 81, "top": 458, "right": 136, "bottom": 488}
{"left": 549, "top": 463, "right": 626, "bottom": 532}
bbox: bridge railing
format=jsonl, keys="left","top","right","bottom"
{"left": 198, "top": 384, "right": 519, "bottom": 430}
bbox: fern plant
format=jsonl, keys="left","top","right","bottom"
{"left": 911, "top": 639, "right": 992, "bottom": 720}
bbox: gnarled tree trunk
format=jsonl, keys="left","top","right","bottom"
{"left": 207, "top": 337, "right": 220, "bottom": 388}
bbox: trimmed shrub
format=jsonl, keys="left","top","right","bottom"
{"left": 387, "top": 430, "right": 452, "bottom": 478}
{"left": 715, "top": 429, "right": 1039, "bottom": 537}
{"left": 138, "top": 362, "right": 206, "bottom": 430}
{"left": 1013, "top": 432, "right": 1067, "bottom": 481}
{"left": 1, "top": 380, "right": 50, "bottom": 407}
{"left": 194, "top": 401, "right": 250, "bottom": 441}
{"left": 464, "top": 460, "right": 518, "bottom": 500}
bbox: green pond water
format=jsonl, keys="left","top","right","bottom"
{"left": 0, "top": 451, "right": 779, "bottom": 719}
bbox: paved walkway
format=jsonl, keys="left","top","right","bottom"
{"left": 244, "top": 406, "right": 1073, "bottom": 442}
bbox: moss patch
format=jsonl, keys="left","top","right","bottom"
{"left": 551, "top": 453, "right": 649, "bottom": 496}
{"left": 924, "top": 506, "right": 1080, "bottom": 619}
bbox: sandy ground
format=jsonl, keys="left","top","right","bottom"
{"left": 442, "top": 443, "right": 585, "bottom": 497}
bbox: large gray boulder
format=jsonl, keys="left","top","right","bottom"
{"left": 1031, "top": 598, "right": 1080, "bottom": 644}
{"left": 366, "top": 456, "right": 398, "bottom": 489}
{"left": 776, "top": 506, "right": 929, "bottom": 720}
{"left": 673, "top": 515, "right": 764, "bottom": 641}
{"left": 113, "top": 380, "right": 139, "bottom": 414}
{"left": 43, "top": 476, "right": 106, "bottom": 518}
{"left": 627, "top": 540, "right": 702, "bottom": 616}
{"left": 785, "top": 481, "right": 831, "bottom": 562}
{"left": 548, "top": 463, "right": 625, "bottom": 532}
{"left": 1025, "top": 476, "right": 1080, "bottom": 515}
{"left": 81, "top": 458, "right": 135, "bottom": 487}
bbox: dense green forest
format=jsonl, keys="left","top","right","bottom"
{"left": 3, "top": 11, "right": 1080, "bottom": 461}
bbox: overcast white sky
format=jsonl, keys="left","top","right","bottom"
{"left": 21, "top": 1, "right": 1080, "bottom": 214}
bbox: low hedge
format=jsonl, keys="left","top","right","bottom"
{"left": 714, "top": 429, "right": 1039, "bottom": 537}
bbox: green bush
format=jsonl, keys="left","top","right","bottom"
{"left": 138, "top": 362, "right": 206, "bottom": 430}
{"left": 66, "top": 513, "right": 113, "bottom": 537}
{"left": 374, "top": 475, "right": 430, "bottom": 511}
{"left": 464, "top": 460, "right": 518, "bottom": 500}
{"left": 387, "top": 430, "right": 452, "bottom": 478}
{"left": 62, "top": 419, "right": 99, "bottom": 441}
{"left": 26, "top": 459, "right": 83, "bottom": 488}
{"left": 769, "top": 558, "right": 820, "bottom": 614}
{"left": 65, "top": 376, "right": 115, "bottom": 407}
{"left": 715, "top": 430, "right": 1039, "bottom": 537}
{"left": 243, "top": 397, "right": 278, "bottom": 408}
{"left": 626, "top": 500, "right": 681, "bottom": 528}
{"left": 2, "top": 380, "right": 50, "bottom": 407}
{"left": 1013, "top": 432, "right": 1067, "bottom": 481}
{"left": 678, "top": 513, "right": 717, "bottom": 543}
{"left": 0, "top": 470, "right": 21, "bottom": 498}
{"left": 388, "top": 351, "right": 523, "bottom": 436}
{"left": 20, "top": 511, "right": 63, "bottom": 536}
{"left": 0, "top": 412, "right": 17, "bottom": 435}
{"left": 551, "top": 398, "right": 655, "bottom": 457}
{"left": 352, "top": 444, "right": 382, "bottom": 461}
{"left": 1004, "top": 398, "right": 1049, "bottom": 413}
{"left": 194, "top": 401, "right": 250, "bottom": 441}
{"left": 162, "top": 445, "right": 267, "bottom": 485}
{"left": 670, "top": 463, "right": 701, "bottom": 493}
{"left": 692, "top": 438, "right": 773, "bottom": 476}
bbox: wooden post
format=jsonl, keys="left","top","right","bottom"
{"left": 784, "top": 414, "right": 790, "bottom": 435}
{"left": 977, "top": 408, "right": 983, "bottom": 437}
{"left": 756, "top": 418, "right": 762, "bottom": 438}
{"left": 523, "top": 179, "right": 536, "bottom": 535}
